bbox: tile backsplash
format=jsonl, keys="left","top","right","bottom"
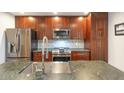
{"left": 38, "top": 39, "right": 84, "bottom": 49}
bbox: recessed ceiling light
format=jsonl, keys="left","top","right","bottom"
{"left": 28, "top": 17, "right": 35, "bottom": 21}
{"left": 55, "top": 28, "right": 60, "bottom": 31}
{"left": 84, "top": 12, "right": 89, "bottom": 15}
{"left": 53, "top": 12, "right": 58, "bottom": 15}
{"left": 54, "top": 16, "right": 59, "bottom": 20}
{"left": 78, "top": 17, "right": 83, "bottom": 21}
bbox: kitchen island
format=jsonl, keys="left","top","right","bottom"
{"left": 0, "top": 59, "right": 124, "bottom": 80}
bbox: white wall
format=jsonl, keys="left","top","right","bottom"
{"left": 108, "top": 12, "right": 124, "bottom": 71}
{"left": 0, "top": 12, "right": 15, "bottom": 64}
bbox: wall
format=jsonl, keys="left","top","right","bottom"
{"left": 108, "top": 12, "right": 124, "bottom": 71}
{"left": 0, "top": 12, "right": 15, "bottom": 63}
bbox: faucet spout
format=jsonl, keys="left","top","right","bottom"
{"left": 42, "top": 36, "right": 48, "bottom": 73}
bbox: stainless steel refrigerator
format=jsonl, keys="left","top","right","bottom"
{"left": 5, "top": 28, "right": 37, "bottom": 58}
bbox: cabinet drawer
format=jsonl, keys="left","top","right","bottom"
{"left": 33, "top": 52, "right": 42, "bottom": 62}
{"left": 71, "top": 51, "right": 90, "bottom": 60}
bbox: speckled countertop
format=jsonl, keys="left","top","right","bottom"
{"left": 0, "top": 59, "right": 124, "bottom": 80}
{"left": 33, "top": 48, "right": 90, "bottom": 52}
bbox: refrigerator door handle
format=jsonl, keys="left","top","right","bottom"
{"left": 18, "top": 31, "right": 21, "bottom": 55}
{"left": 16, "top": 32, "right": 18, "bottom": 55}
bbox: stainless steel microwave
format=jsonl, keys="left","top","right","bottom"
{"left": 53, "top": 29, "right": 70, "bottom": 39}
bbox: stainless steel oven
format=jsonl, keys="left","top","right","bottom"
{"left": 52, "top": 48, "right": 71, "bottom": 62}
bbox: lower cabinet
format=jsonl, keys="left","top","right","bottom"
{"left": 33, "top": 51, "right": 52, "bottom": 62}
{"left": 71, "top": 51, "right": 90, "bottom": 60}
{"left": 33, "top": 51, "right": 90, "bottom": 62}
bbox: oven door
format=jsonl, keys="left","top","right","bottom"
{"left": 52, "top": 55, "right": 70, "bottom": 62}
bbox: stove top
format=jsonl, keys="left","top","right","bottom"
{"left": 52, "top": 47, "right": 71, "bottom": 55}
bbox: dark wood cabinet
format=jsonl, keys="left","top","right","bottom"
{"left": 70, "top": 17, "right": 86, "bottom": 40}
{"left": 85, "top": 12, "right": 108, "bottom": 62}
{"left": 15, "top": 13, "right": 108, "bottom": 62}
{"left": 51, "top": 16, "right": 70, "bottom": 29}
{"left": 15, "top": 16, "right": 86, "bottom": 40}
{"left": 33, "top": 51, "right": 52, "bottom": 62}
{"left": 91, "top": 13, "right": 108, "bottom": 62}
{"left": 71, "top": 51, "right": 90, "bottom": 60}
{"left": 36, "top": 16, "right": 46, "bottom": 40}
{"left": 15, "top": 16, "right": 37, "bottom": 29}
{"left": 33, "top": 51, "right": 42, "bottom": 62}
{"left": 45, "top": 17, "right": 53, "bottom": 40}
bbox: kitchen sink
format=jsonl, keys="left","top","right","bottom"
{"left": 19, "top": 62, "right": 73, "bottom": 80}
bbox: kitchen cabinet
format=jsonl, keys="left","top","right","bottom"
{"left": 15, "top": 13, "right": 108, "bottom": 62}
{"left": 36, "top": 16, "right": 46, "bottom": 40}
{"left": 51, "top": 16, "right": 70, "bottom": 29}
{"left": 15, "top": 16, "right": 86, "bottom": 40}
{"left": 32, "top": 51, "right": 52, "bottom": 62}
{"left": 71, "top": 51, "right": 90, "bottom": 60}
{"left": 33, "top": 51, "right": 42, "bottom": 62}
{"left": 70, "top": 17, "right": 86, "bottom": 40}
{"left": 45, "top": 17, "right": 53, "bottom": 40}
{"left": 84, "top": 12, "right": 108, "bottom": 62}
{"left": 15, "top": 16, "right": 37, "bottom": 29}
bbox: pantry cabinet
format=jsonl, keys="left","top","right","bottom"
{"left": 85, "top": 12, "right": 108, "bottom": 62}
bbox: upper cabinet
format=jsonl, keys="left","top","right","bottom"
{"left": 45, "top": 17, "right": 53, "bottom": 40}
{"left": 70, "top": 17, "right": 86, "bottom": 40}
{"left": 46, "top": 17, "right": 70, "bottom": 40}
{"left": 37, "top": 17, "right": 48, "bottom": 40}
{"left": 15, "top": 16, "right": 86, "bottom": 40}
{"left": 51, "top": 16, "right": 70, "bottom": 29}
{"left": 15, "top": 16, "right": 37, "bottom": 29}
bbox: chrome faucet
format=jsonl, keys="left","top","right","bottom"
{"left": 42, "top": 36, "right": 48, "bottom": 73}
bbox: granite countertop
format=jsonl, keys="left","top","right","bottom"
{"left": 33, "top": 48, "right": 90, "bottom": 52}
{"left": 0, "top": 59, "right": 124, "bottom": 80}
{"left": 70, "top": 48, "right": 90, "bottom": 52}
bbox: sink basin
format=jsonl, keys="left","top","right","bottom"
{"left": 19, "top": 62, "right": 73, "bottom": 80}
{"left": 51, "top": 62, "right": 72, "bottom": 73}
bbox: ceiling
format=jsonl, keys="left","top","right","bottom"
{"left": 9, "top": 12, "right": 89, "bottom": 16}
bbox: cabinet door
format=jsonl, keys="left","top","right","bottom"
{"left": 70, "top": 17, "right": 86, "bottom": 40}
{"left": 33, "top": 52, "right": 52, "bottom": 62}
{"left": 91, "top": 13, "right": 108, "bottom": 62}
{"left": 71, "top": 51, "right": 90, "bottom": 60}
{"left": 51, "top": 16, "right": 70, "bottom": 29}
{"left": 36, "top": 16, "right": 46, "bottom": 39}
{"left": 71, "top": 51, "right": 78, "bottom": 60}
{"left": 70, "top": 17, "right": 79, "bottom": 39}
{"left": 15, "top": 16, "right": 37, "bottom": 29}
{"left": 82, "top": 17, "right": 87, "bottom": 39}
{"left": 33, "top": 52, "right": 42, "bottom": 62}
{"left": 45, "top": 17, "right": 53, "bottom": 40}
